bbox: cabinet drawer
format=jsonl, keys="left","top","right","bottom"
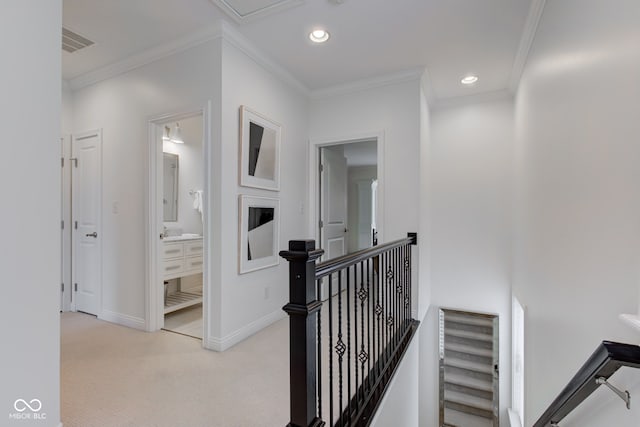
{"left": 184, "top": 240, "right": 204, "bottom": 256}
{"left": 163, "top": 243, "right": 184, "bottom": 259}
{"left": 184, "top": 256, "right": 203, "bottom": 274}
{"left": 163, "top": 258, "right": 185, "bottom": 278}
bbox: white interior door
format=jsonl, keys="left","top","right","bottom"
{"left": 72, "top": 130, "right": 102, "bottom": 315}
{"left": 320, "top": 146, "right": 348, "bottom": 298}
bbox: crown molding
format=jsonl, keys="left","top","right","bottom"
{"left": 509, "top": 0, "right": 547, "bottom": 92}
{"left": 431, "top": 89, "right": 513, "bottom": 110}
{"left": 310, "top": 67, "right": 425, "bottom": 100}
{"left": 68, "top": 23, "right": 225, "bottom": 91}
{"left": 218, "top": 21, "right": 309, "bottom": 96}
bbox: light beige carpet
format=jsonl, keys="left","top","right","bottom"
{"left": 61, "top": 312, "right": 289, "bottom": 427}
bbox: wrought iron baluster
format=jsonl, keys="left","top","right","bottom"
{"left": 353, "top": 264, "right": 359, "bottom": 415}
{"left": 346, "top": 265, "right": 352, "bottom": 422}
{"left": 316, "top": 278, "right": 322, "bottom": 420}
{"left": 328, "top": 274, "right": 334, "bottom": 425}
{"left": 337, "top": 272, "right": 345, "bottom": 427}
{"left": 359, "top": 260, "right": 367, "bottom": 401}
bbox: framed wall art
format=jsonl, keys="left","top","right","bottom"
{"left": 239, "top": 195, "right": 280, "bottom": 274}
{"left": 239, "top": 106, "right": 281, "bottom": 191}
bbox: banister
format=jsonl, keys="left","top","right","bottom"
{"left": 281, "top": 233, "right": 419, "bottom": 427}
{"left": 315, "top": 233, "right": 416, "bottom": 280}
{"left": 533, "top": 341, "right": 640, "bottom": 427}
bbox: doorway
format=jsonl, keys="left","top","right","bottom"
{"left": 315, "top": 136, "right": 382, "bottom": 300}
{"left": 319, "top": 139, "right": 379, "bottom": 257}
{"left": 148, "top": 107, "right": 210, "bottom": 343}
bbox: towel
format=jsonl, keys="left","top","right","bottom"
{"left": 192, "top": 190, "right": 204, "bottom": 223}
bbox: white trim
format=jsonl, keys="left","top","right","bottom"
{"left": 219, "top": 21, "right": 309, "bottom": 95}
{"left": 146, "top": 104, "right": 213, "bottom": 350}
{"left": 205, "top": 309, "right": 286, "bottom": 351}
{"left": 61, "top": 134, "right": 72, "bottom": 312}
{"left": 309, "top": 131, "right": 386, "bottom": 247}
{"left": 508, "top": 409, "right": 523, "bottom": 427}
{"left": 69, "top": 24, "right": 224, "bottom": 90}
{"left": 99, "top": 310, "right": 146, "bottom": 330}
{"left": 508, "top": 0, "right": 547, "bottom": 92}
{"left": 431, "top": 89, "right": 513, "bottom": 110}
{"left": 620, "top": 314, "right": 640, "bottom": 333}
{"left": 310, "top": 68, "right": 424, "bottom": 100}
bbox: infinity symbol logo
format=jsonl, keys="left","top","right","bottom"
{"left": 14, "top": 399, "right": 42, "bottom": 412}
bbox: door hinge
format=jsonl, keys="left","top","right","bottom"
{"left": 319, "top": 220, "right": 324, "bottom": 228}
{"left": 320, "top": 163, "right": 324, "bottom": 172}
{"left": 61, "top": 220, "right": 64, "bottom": 230}
{"left": 61, "top": 157, "right": 64, "bottom": 168}
{"left": 61, "top": 283, "right": 64, "bottom": 292}
{"left": 74, "top": 221, "right": 78, "bottom": 230}
{"left": 74, "top": 283, "right": 78, "bottom": 292}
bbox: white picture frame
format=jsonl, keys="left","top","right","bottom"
{"left": 239, "top": 195, "right": 280, "bottom": 274}
{"left": 239, "top": 106, "right": 281, "bottom": 191}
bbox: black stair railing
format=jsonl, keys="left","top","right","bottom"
{"left": 281, "top": 233, "right": 419, "bottom": 427}
{"left": 533, "top": 341, "right": 640, "bottom": 427}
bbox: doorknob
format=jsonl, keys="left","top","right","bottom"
{"left": 86, "top": 232, "right": 98, "bottom": 238}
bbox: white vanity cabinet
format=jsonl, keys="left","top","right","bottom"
{"left": 163, "top": 236, "right": 203, "bottom": 314}
{"left": 163, "top": 238, "right": 203, "bottom": 280}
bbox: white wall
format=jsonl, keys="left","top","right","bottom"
{"left": 216, "top": 39, "right": 310, "bottom": 343}
{"left": 72, "top": 38, "right": 222, "bottom": 327}
{"left": 370, "top": 329, "right": 421, "bottom": 427}
{"left": 1, "top": 1, "right": 61, "bottom": 426}
{"left": 163, "top": 114, "right": 204, "bottom": 236}
{"left": 513, "top": 0, "right": 640, "bottom": 424}
{"left": 310, "top": 81, "right": 421, "bottom": 243}
{"left": 422, "top": 97, "right": 514, "bottom": 426}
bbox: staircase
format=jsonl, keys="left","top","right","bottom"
{"left": 440, "top": 309, "right": 499, "bottom": 427}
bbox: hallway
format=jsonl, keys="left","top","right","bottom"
{"left": 61, "top": 312, "right": 289, "bottom": 427}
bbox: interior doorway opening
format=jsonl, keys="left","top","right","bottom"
{"left": 148, "top": 107, "right": 210, "bottom": 343}
{"left": 319, "top": 139, "right": 379, "bottom": 259}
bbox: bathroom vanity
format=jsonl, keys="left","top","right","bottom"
{"left": 163, "top": 235, "right": 203, "bottom": 314}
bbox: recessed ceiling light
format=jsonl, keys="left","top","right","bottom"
{"left": 309, "top": 29, "right": 330, "bottom": 43}
{"left": 461, "top": 75, "right": 478, "bottom": 85}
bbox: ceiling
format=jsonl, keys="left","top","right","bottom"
{"left": 62, "top": 0, "right": 535, "bottom": 100}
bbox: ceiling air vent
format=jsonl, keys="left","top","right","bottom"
{"left": 62, "top": 27, "right": 94, "bottom": 53}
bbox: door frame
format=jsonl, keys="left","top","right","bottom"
{"left": 61, "top": 134, "right": 72, "bottom": 312}
{"left": 309, "top": 131, "right": 385, "bottom": 249}
{"left": 145, "top": 103, "right": 212, "bottom": 344}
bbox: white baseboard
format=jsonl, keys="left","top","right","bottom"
{"left": 205, "top": 309, "right": 286, "bottom": 351}
{"left": 508, "top": 409, "right": 522, "bottom": 427}
{"left": 99, "top": 310, "right": 146, "bottom": 330}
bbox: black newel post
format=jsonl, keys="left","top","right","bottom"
{"left": 280, "top": 240, "right": 325, "bottom": 427}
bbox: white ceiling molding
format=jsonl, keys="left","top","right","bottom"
{"left": 310, "top": 67, "right": 425, "bottom": 100}
{"left": 431, "top": 89, "right": 513, "bottom": 110}
{"left": 219, "top": 21, "right": 309, "bottom": 95}
{"left": 69, "top": 23, "right": 224, "bottom": 90}
{"left": 508, "top": 0, "right": 547, "bottom": 93}
{"left": 211, "top": 0, "right": 304, "bottom": 24}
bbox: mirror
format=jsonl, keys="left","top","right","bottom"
{"left": 163, "top": 153, "right": 179, "bottom": 222}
